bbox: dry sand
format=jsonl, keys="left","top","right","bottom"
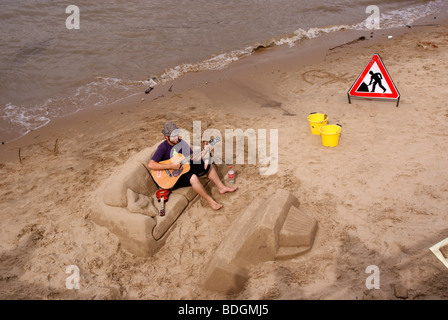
{"left": 1, "top": 15, "right": 448, "bottom": 300}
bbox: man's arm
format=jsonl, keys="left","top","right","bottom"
{"left": 148, "top": 160, "right": 180, "bottom": 171}
{"left": 148, "top": 142, "right": 181, "bottom": 171}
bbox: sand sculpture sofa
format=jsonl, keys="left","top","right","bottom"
{"left": 91, "top": 140, "right": 224, "bottom": 257}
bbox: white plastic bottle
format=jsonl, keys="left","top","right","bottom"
{"left": 227, "top": 166, "right": 235, "bottom": 184}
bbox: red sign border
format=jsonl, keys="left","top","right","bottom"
{"left": 348, "top": 54, "right": 400, "bottom": 100}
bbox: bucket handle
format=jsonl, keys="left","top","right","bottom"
{"left": 336, "top": 123, "right": 342, "bottom": 137}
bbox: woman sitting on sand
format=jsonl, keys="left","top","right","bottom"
{"left": 147, "top": 122, "right": 237, "bottom": 210}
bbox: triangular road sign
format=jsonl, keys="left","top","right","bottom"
{"left": 348, "top": 54, "right": 400, "bottom": 107}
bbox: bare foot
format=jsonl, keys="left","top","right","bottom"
{"left": 218, "top": 186, "right": 238, "bottom": 194}
{"left": 208, "top": 200, "right": 223, "bottom": 210}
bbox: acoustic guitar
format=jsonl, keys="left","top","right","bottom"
{"left": 150, "top": 137, "right": 220, "bottom": 189}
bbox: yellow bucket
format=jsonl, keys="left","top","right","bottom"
{"left": 308, "top": 113, "right": 328, "bottom": 135}
{"left": 319, "top": 124, "right": 342, "bottom": 147}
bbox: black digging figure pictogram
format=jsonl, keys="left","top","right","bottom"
{"left": 368, "top": 71, "right": 387, "bottom": 93}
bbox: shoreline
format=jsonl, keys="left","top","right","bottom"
{"left": 1, "top": 12, "right": 448, "bottom": 300}
{"left": 1, "top": 13, "right": 445, "bottom": 163}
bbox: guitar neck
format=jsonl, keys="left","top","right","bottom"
{"left": 181, "top": 145, "right": 211, "bottom": 164}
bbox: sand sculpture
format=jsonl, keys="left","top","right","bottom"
{"left": 203, "top": 189, "right": 318, "bottom": 293}
{"left": 90, "top": 140, "right": 225, "bottom": 257}
{"left": 430, "top": 237, "right": 448, "bottom": 270}
{"left": 90, "top": 140, "right": 317, "bottom": 293}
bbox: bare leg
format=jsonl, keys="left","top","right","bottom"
{"left": 190, "top": 174, "right": 222, "bottom": 210}
{"left": 207, "top": 165, "right": 238, "bottom": 194}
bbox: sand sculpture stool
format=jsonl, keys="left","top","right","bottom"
{"left": 203, "top": 189, "right": 318, "bottom": 294}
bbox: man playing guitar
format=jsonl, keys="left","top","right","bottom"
{"left": 147, "top": 122, "right": 237, "bottom": 210}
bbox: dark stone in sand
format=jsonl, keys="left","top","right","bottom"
{"left": 145, "top": 86, "right": 154, "bottom": 94}
{"left": 440, "top": 245, "right": 448, "bottom": 259}
{"left": 393, "top": 284, "right": 408, "bottom": 299}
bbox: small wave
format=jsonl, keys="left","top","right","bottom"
{"left": 353, "top": 0, "right": 444, "bottom": 30}
{"left": 0, "top": 76, "right": 150, "bottom": 142}
{"left": 0, "top": 103, "right": 50, "bottom": 140}
{"left": 274, "top": 25, "right": 352, "bottom": 47}
{"left": 157, "top": 24, "right": 355, "bottom": 84}
{"left": 43, "top": 76, "right": 149, "bottom": 116}
{"left": 158, "top": 48, "right": 254, "bottom": 83}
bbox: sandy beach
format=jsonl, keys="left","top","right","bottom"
{"left": 1, "top": 13, "right": 448, "bottom": 300}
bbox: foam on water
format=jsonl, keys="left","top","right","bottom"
{"left": 157, "top": 24, "right": 354, "bottom": 83}
{"left": 0, "top": 76, "right": 151, "bottom": 142}
{"left": 159, "top": 48, "right": 254, "bottom": 83}
{"left": 1, "top": 103, "right": 51, "bottom": 141}
{"left": 352, "top": 0, "right": 444, "bottom": 30}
